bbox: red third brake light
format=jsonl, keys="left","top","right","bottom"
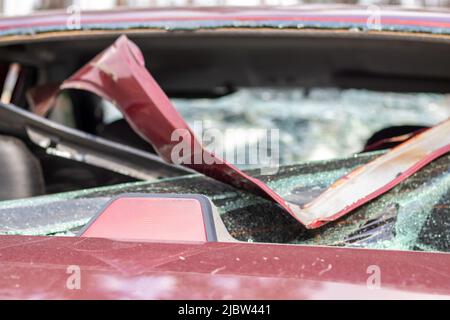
{"left": 79, "top": 194, "right": 219, "bottom": 242}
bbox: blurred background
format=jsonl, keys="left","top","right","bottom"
{"left": 1, "top": 0, "right": 450, "bottom": 17}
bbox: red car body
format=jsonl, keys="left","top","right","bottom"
{"left": 1, "top": 235, "right": 449, "bottom": 299}
{"left": 0, "top": 5, "right": 449, "bottom": 299}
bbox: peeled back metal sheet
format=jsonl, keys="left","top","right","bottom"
{"left": 30, "top": 35, "right": 450, "bottom": 229}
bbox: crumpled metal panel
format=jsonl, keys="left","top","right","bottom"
{"left": 32, "top": 35, "right": 450, "bottom": 229}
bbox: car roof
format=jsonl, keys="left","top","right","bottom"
{"left": 1, "top": 5, "right": 450, "bottom": 40}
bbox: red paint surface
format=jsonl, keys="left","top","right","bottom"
{"left": 80, "top": 197, "right": 208, "bottom": 242}
{"left": 0, "top": 235, "right": 448, "bottom": 299}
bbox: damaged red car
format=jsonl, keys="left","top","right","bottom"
{"left": 0, "top": 4, "right": 449, "bottom": 300}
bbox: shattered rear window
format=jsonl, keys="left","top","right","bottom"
{"left": 102, "top": 88, "right": 450, "bottom": 164}
{"left": 172, "top": 88, "right": 450, "bottom": 164}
